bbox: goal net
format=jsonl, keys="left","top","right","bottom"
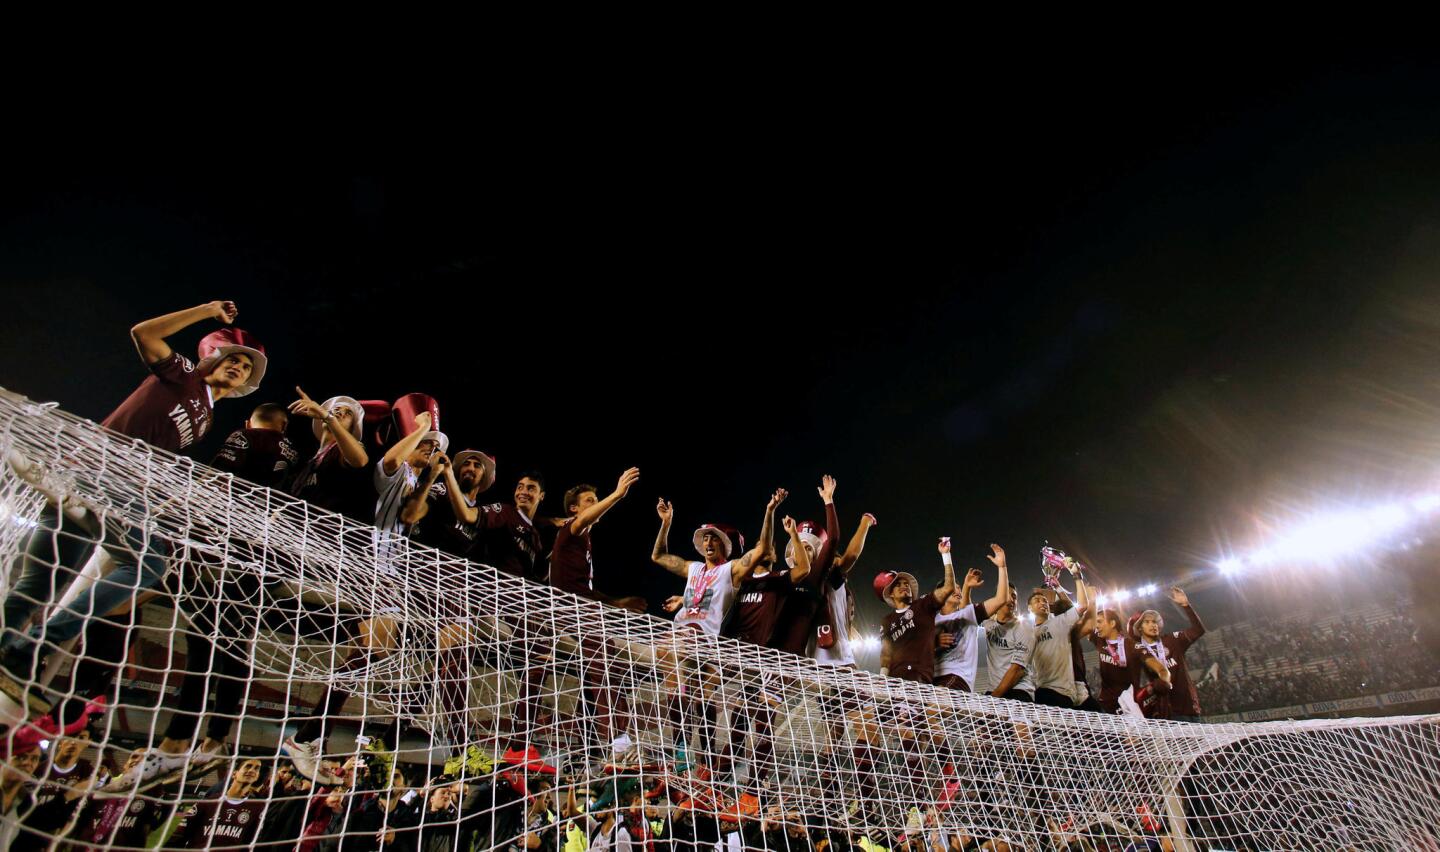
{"left": 1, "top": 387, "right": 1438, "bottom": 851}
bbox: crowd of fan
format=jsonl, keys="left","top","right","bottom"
{"left": 1190, "top": 606, "right": 1440, "bottom": 715}
{"left": 0, "top": 300, "right": 1414, "bottom": 850}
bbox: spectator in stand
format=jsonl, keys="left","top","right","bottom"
{"left": 1, "top": 301, "right": 265, "bottom": 716}
{"left": 164, "top": 757, "right": 269, "bottom": 849}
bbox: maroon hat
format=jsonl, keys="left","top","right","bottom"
{"left": 197, "top": 328, "right": 267, "bottom": 397}
{"left": 391, "top": 392, "right": 448, "bottom": 454}
{"left": 785, "top": 520, "right": 828, "bottom": 569}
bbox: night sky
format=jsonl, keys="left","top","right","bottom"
{"left": 4, "top": 60, "right": 1440, "bottom": 649}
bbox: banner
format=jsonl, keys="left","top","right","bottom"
{"left": 1204, "top": 685, "right": 1439, "bottom": 722}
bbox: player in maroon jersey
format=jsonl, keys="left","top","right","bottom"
{"left": 878, "top": 538, "right": 968, "bottom": 685}
{"left": 1090, "top": 603, "right": 1170, "bottom": 715}
{"left": 1, "top": 301, "right": 265, "bottom": 716}
{"left": 767, "top": 476, "right": 841, "bottom": 657}
{"left": 719, "top": 514, "right": 813, "bottom": 787}
{"left": 548, "top": 469, "right": 648, "bottom": 756}
{"left": 1134, "top": 587, "right": 1206, "bottom": 720}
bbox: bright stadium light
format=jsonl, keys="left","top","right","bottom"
{"left": 1217, "top": 557, "right": 1243, "bottom": 577}
{"left": 1136, "top": 583, "right": 1158, "bottom": 596}
{"left": 1095, "top": 593, "right": 1109, "bottom": 607}
{"left": 1412, "top": 493, "right": 1440, "bottom": 513}
{"left": 1113, "top": 588, "right": 1132, "bottom": 603}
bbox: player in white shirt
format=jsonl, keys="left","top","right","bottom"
{"left": 981, "top": 578, "right": 1037, "bottom": 701}
{"left": 1029, "top": 580, "right": 1093, "bottom": 708}
{"left": 934, "top": 567, "right": 1008, "bottom": 691}
{"left": 650, "top": 491, "right": 785, "bottom": 765}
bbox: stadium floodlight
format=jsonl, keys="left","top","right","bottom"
{"left": 1137, "top": 583, "right": 1159, "bottom": 596}
{"left": 1113, "top": 588, "right": 1132, "bottom": 602}
{"left": 1217, "top": 557, "right": 1243, "bottom": 576}
{"left": 1412, "top": 493, "right": 1440, "bottom": 513}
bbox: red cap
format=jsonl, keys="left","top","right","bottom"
{"left": 874, "top": 571, "right": 899, "bottom": 601}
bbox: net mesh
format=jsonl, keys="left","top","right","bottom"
{"left": 1, "top": 387, "right": 1438, "bottom": 851}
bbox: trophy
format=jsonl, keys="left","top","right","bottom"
{"left": 1040, "top": 544, "right": 1085, "bottom": 593}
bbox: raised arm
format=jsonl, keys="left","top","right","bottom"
{"left": 442, "top": 464, "right": 479, "bottom": 524}
{"left": 570, "top": 467, "right": 640, "bottom": 537}
{"left": 933, "top": 537, "right": 957, "bottom": 605}
{"left": 835, "top": 512, "right": 877, "bottom": 576}
{"left": 130, "top": 301, "right": 237, "bottom": 365}
{"left": 290, "top": 386, "right": 368, "bottom": 468}
{"left": 1074, "top": 575, "right": 1092, "bottom": 618}
{"left": 400, "top": 452, "right": 447, "bottom": 526}
{"left": 732, "top": 489, "right": 787, "bottom": 587}
{"left": 1169, "top": 587, "right": 1206, "bottom": 643}
{"left": 811, "top": 475, "right": 841, "bottom": 586}
{"left": 880, "top": 634, "right": 894, "bottom": 678}
{"left": 782, "top": 516, "right": 811, "bottom": 583}
{"left": 959, "top": 568, "right": 983, "bottom": 607}
{"left": 381, "top": 411, "right": 432, "bottom": 476}
{"left": 651, "top": 499, "right": 690, "bottom": 577}
{"left": 979, "top": 543, "right": 1010, "bottom": 618}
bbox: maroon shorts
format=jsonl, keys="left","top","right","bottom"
{"left": 934, "top": 674, "right": 971, "bottom": 692}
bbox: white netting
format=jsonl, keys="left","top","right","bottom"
{"left": 1, "top": 387, "right": 1439, "bottom": 851}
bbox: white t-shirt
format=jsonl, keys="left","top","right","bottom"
{"left": 935, "top": 602, "right": 986, "bottom": 688}
{"left": 674, "top": 561, "right": 737, "bottom": 636}
{"left": 374, "top": 460, "right": 421, "bottom": 537}
{"left": 981, "top": 616, "right": 1036, "bottom": 696}
{"left": 1030, "top": 608, "right": 1084, "bottom": 702}
{"left": 591, "top": 824, "right": 633, "bottom": 852}
{"left": 373, "top": 460, "right": 421, "bottom": 568}
{"left": 814, "top": 582, "right": 856, "bottom": 667}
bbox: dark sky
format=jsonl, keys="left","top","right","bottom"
{"left": 4, "top": 59, "right": 1440, "bottom": 643}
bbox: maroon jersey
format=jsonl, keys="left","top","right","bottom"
{"left": 172, "top": 796, "right": 268, "bottom": 848}
{"left": 1155, "top": 605, "right": 1206, "bottom": 716}
{"left": 770, "top": 503, "right": 840, "bottom": 655}
{"left": 474, "top": 503, "right": 544, "bottom": 581}
{"left": 211, "top": 427, "right": 298, "bottom": 488}
{"left": 415, "top": 481, "right": 480, "bottom": 557}
{"left": 883, "top": 593, "right": 943, "bottom": 683}
{"left": 288, "top": 443, "right": 374, "bottom": 523}
{"left": 1090, "top": 633, "right": 1146, "bottom": 714}
{"left": 724, "top": 570, "right": 793, "bottom": 646}
{"left": 549, "top": 521, "right": 594, "bottom": 597}
{"left": 101, "top": 351, "right": 215, "bottom": 454}
{"left": 72, "top": 794, "right": 166, "bottom": 848}
{"left": 31, "top": 758, "right": 93, "bottom": 810}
